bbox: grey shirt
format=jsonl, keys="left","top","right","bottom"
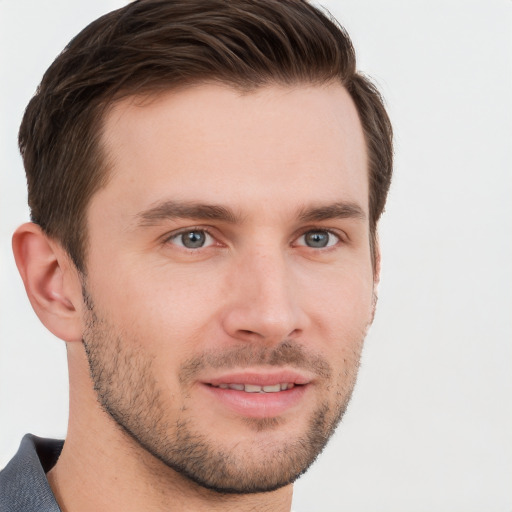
{"left": 0, "top": 434, "right": 62, "bottom": 512}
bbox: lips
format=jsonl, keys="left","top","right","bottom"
{"left": 211, "top": 382, "right": 295, "bottom": 392}
{"left": 206, "top": 370, "right": 311, "bottom": 388}
{"left": 201, "top": 370, "right": 311, "bottom": 418}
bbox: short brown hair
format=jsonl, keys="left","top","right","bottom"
{"left": 19, "top": 0, "right": 392, "bottom": 272}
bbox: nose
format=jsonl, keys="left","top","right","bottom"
{"left": 221, "top": 248, "right": 308, "bottom": 344}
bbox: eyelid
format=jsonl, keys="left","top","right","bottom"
{"left": 162, "top": 226, "right": 217, "bottom": 248}
{"left": 293, "top": 227, "right": 346, "bottom": 248}
{"left": 160, "top": 224, "right": 347, "bottom": 249}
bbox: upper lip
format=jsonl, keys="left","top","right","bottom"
{"left": 203, "top": 369, "right": 312, "bottom": 387}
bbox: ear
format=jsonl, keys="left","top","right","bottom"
{"left": 12, "top": 222, "right": 84, "bottom": 342}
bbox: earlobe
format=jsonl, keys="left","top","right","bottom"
{"left": 12, "top": 222, "right": 84, "bottom": 342}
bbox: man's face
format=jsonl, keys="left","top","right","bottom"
{"left": 81, "top": 83, "right": 375, "bottom": 493}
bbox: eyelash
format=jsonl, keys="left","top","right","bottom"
{"left": 162, "top": 226, "right": 345, "bottom": 250}
{"left": 163, "top": 227, "right": 217, "bottom": 249}
{"left": 294, "top": 229, "right": 342, "bottom": 249}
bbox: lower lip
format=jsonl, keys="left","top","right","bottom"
{"left": 202, "top": 384, "right": 308, "bottom": 418}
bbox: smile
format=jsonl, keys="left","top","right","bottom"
{"left": 202, "top": 374, "right": 309, "bottom": 418}
{"left": 210, "top": 383, "right": 295, "bottom": 393}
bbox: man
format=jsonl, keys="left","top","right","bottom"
{"left": 0, "top": 0, "right": 392, "bottom": 510}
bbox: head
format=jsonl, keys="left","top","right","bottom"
{"left": 14, "top": 0, "right": 392, "bottom": 496}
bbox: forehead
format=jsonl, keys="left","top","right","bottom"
{"left": 94, "top": 83, "right": 368, "bottom": 222}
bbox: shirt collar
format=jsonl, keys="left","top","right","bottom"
{"left": 0, "top": 434, "right": 63, "bottom": 512}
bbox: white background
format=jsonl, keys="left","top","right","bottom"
{"left": 1, "top": 1, "right": 511, "bottom": 511}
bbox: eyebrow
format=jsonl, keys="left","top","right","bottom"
{"left": 135, "top": 199, "right": 366, "bottom": 227}
{"left": 136, "top": 200, "right": 241, "bottom": 226}
{"left": 298, "top": 202, "right": 366, "bottom": 223}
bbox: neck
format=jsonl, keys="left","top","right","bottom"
{"left": 47, "top": 345, "right": 293, "bottom": 512}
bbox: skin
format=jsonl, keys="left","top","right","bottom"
{"left": 13, "top": 82, "right": 378, "bottom": 512}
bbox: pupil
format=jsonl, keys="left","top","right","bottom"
{"left": 183, "top": 231, "right": 205, "bottom": 248}
{"left": 306, "top": 231, "right": 328, "bottom": 248}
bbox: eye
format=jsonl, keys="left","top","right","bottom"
{"left": 297, "top": 229, "right": 340, "bottom": 249}
{"left": 167, "top": 229, "right": 214, "bottom": 249}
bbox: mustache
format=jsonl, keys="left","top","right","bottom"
{"left": 178, "top": 340, "right": 332, "bottom": 384}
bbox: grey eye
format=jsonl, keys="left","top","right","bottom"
{"left": 300, "top": 230, "right": 338, "bottom": 248}
{"left": 170, "top": 230, "right": 213, "bottom": 249}
{"left": 181, "top": 230, "right": 206, "bottom": 248}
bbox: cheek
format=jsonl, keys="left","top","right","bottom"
{"left": 88, "top": 262, "right": 225, "bottom": 351}
{"left": 305, "top": 262, "right": 375, "bottom": 325}
{"left": 87, "top": 246, "right": 374, "bottom": 354}
{"left": 304, "top": 266, "right": 374, "bottom": 378}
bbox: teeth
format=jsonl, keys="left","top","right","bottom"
{"left": 262, "top": 384, "right": 281, "bottom": 392}
{"left": 213, "top": 383, "right": 295, "bottom": 393}
{"left": 244, "top": 384, "right": 263, "bottom": 393}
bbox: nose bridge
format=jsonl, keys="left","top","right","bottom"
{"left": 250, "top": 245, "right": 290, "bottom": 307}
{"left": 223, "top": 243, "right": 303, "bottom": 341}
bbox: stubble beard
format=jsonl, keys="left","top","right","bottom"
{"left": 81, "top": 289, "right": 366, "bottom": 494}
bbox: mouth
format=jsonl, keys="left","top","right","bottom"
{"left": 201, "top": 371, "right": 311, "bottom": 418}
{"left": 209, "top": 382, "right": 296, "bottom": 393}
